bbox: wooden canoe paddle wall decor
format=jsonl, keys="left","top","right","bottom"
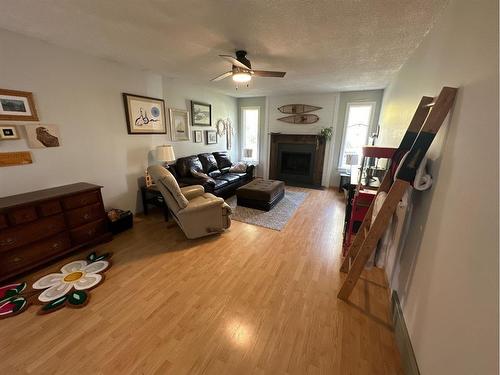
{"left": 278, "top": 114, "right": 319, "bottom": 124}
{"left": 278, "top": 104, "right": 322, "bottom": 114}
{"left": 277, "top": 104, "right": 322, "bottom": 124}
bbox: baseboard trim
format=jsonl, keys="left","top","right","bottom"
{"left": 392, "top": 291, "right": 420, "bottom": 375}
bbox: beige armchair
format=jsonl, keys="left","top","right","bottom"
{"left": 147, "top": 165, "right": 232, "bottom": 239}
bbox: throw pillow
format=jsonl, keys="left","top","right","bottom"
{"left": 229, "top": 162, "right": 248, "bottom": 173}
{"left": 213, "top": 151, "right": 233, "bottom": 169}
{"left": 198, "top": 153, "right": 220, "bottom": 173}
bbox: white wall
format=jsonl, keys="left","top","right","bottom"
{"left": 0, "top": 29, "right": 237, "bottom": 213}
{"left": 378, "top": 1, "right": 499, "bottom": 374}
{"left": 264, "top": 93, "right": 340, "bottom": 186}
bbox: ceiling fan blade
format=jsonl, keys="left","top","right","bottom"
{"left": 219, "top": 55, "right": 251, "bottom": 70}
{"left": 252, "top": 70, "right": 286, "bottom": 78}
{"left": 210, "top": 71, "right": 233, "bottom": 82}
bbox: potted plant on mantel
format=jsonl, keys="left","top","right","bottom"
{"left": 318, "top": 127, "right": 333, "bottom": 141}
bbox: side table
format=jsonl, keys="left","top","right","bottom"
{"left": 339, "top": 172, "right": 351, "bottom": 192}
{"left": 140, "top": 185, "right": 169, "bottom": 221}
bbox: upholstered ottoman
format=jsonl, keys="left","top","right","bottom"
{"left": 236, "top": 179, "right": 285, "bottom": 211}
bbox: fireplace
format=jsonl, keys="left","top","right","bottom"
{"left": 269, "top": 134, "right": 325, "bottom": 187}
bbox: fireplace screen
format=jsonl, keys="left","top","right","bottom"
{"left": 280, "top": 152, "right": 312, "bottom": 176}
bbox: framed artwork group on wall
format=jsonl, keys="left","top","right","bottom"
{"left": 193, "top": 130, "right": 203, "bottom": 143}
{"left": 123, "top": 93, "right": 167, "bottom": 134}
{"left": 191, "top": 101, "right": 211, "bottom": 126}
{"left": 25, "top": 124, "right": 61, "bottom": 148}
{"left": 0, "top": 89, "right": 39, "bottom": 121}
{"left": 205, "top": 130, "right": 217, "bottom": 145}
{"left": 169, "top": 108, "right": 191, "bottom": 141}
{"left": 0, "top": 125, "right": 20, "bottom": 140}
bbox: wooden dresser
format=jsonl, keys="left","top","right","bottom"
{"left": 0, "top": 183, "right": 112, "bottom": 282}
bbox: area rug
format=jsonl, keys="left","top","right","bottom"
{"left": 226, "top": 190, "right": 308, "bottom": 231}
{"left": 0, "top": 252, "right": 111, "bottom": 319}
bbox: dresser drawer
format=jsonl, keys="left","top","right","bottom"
{"left": 62, "top": 190, "right": 100, "bottom": 210}
{"left": 0, "top": 233, "right": 71, "bottom": 275}
{"left": 66, "top": 203, "right": 104, "bottom": 228}
{"left": 8, "top": 206, "right": 38, "bottom": 226}
{"left": 70, "top": 219, "right": 106, "bottom": 245}
{"left": 0, "top": 215, "right": 7, "bottom": 230}
{"left": 38, "top": 200, "right": 62, "bottom": 217}
{"left": 0, "top": 214, "right": 66, "bottom": 252}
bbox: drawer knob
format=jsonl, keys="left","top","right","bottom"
{"left": 52, "top": 242, "right": 60, "bottom": 249}
{"left": 83, "top": 213, "right": 90, "bottom": 220}
{"left": 87, "top": 229, "right": 95, "bottom": 236}
{"left": 12, "top": 257, "right": 22, "bottom": 263}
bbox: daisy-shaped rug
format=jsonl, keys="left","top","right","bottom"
{"left": 32, "top": 252, "right": 111, "bottom": 315}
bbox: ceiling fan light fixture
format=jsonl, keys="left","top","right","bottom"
{"left": 213, "top": 52, "right": 286, "bottom": 83}
{"left": 232, "top": 72, "right": 251, "bottom": 83}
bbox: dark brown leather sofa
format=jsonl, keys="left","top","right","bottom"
{"left": 169, "top": 151, "right": 254, "bottom": 197}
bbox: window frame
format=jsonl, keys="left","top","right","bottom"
{"left": 240, "top": 106, "right": 260, "bottom": 163}
{"left": 338, "top": 101, "right": 376, "bottom": 170}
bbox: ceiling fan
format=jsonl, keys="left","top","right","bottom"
{"left": 211, "top": 50, "right": 286, "bottom": 83}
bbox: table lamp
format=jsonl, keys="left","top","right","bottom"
{"left": 345, "top": 153, "right": 359, "bottom": 166}
{"left": 345, "top": 154, "right": 359, "bottom": 174}
{"left": 243, "top": 148, "right": 253, "bottom": 161}
{"left": 145, "top": 145, "right": 176, "bottom": 188}
{"left": 156, "top": 144, "right": 176, "bottom": 163}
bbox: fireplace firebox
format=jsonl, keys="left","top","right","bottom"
{"left": 277, "top": 144, "right": 315, "bottom": 184}
{"left": 281, "top": 152, "right": 312, "bottom": 175}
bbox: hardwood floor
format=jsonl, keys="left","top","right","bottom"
{"left": 0, "top": 188, "right": 403, "bottom": 374}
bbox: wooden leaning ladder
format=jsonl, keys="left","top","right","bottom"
{"left": 338, "top": 86, "right": 458, "bottom": 301}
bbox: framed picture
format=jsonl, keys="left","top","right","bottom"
{"left": 193, "top": 130, "right": 203, "bottom": 143}
{"left": 0, "top": 89, "right": 39, "bottom": 121}
{"left": 206, "top": 130, "right": 217, "bottom": 145}
{"left": 169, "top": 108, "right": 191, "bottom": 141}
{"left": 0, "top": 125, "right": 20, "bottom": 140}
{"left": 191, "top": 101, "right": 211, "bottom": 126}
{"left": 25, "top": 124, "right": 61, "bottom": 148}
{"left": 123, "top": 93, "right": 166, "bottom": 134}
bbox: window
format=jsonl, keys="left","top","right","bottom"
{"left": 241, "top": 107, "right": 260, "bottom": 162}
{"left": 339, "top": 102, "right": 375, "bottom": 170}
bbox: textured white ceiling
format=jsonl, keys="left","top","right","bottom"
{"left": 0, "top": 0, "right": 448, "bottom": 97}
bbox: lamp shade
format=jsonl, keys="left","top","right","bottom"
{"left": 156, "top": 145, "right": 175, "bottom": 162}
{"left": 345, "top": 153, "right": 359, "bottom": 166}
{"left": 243, "top": 148, "right": 253, "bottom": 158}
